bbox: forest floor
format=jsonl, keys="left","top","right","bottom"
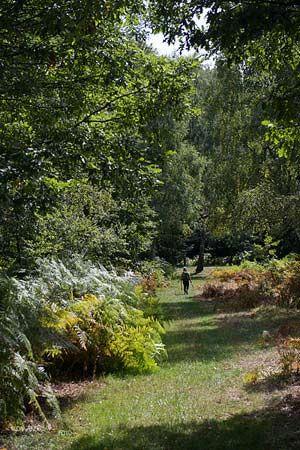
{"left": 3, "top": 267, "right": 300, "bottom": 450}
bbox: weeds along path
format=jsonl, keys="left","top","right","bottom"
{"left": 6, "top": 269, "right": 299, "bottom": 450}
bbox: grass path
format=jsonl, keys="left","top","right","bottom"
{"left": 5, "top": 269, "right": 300, "bottom": 449}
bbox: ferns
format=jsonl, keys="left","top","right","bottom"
{"left": 0, "top": 257, "right": 166, "bottom": 428}
{"left": 110, "top": 319, "right": 167, "bottom": 373}
{"left": 0, "top": 276, "right": 52, "bottom": 427}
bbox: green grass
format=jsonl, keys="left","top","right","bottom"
{"left": 3, "top": 267, "right": 300, "bottom": 450}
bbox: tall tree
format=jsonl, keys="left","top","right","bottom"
{"left": 0, "top": 1, "right": 195, "bottom": 271}
{"left": 153, "top": 140, "right": 206, "bottom": 264}
{"left": 186, "top": 61, "right": 300, "bottom": 259}
{"left": 148, "top": 1, "right": 300, "bottom": 159}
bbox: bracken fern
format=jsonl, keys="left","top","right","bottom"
{"left": 0, "top": 257, "right": 166, "bottom": 427}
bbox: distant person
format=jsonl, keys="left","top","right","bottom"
{"left": 180, "top": 267, "right": 192, "bottom": 294}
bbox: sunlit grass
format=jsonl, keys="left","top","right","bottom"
{"left": 4, "top": 267, "right": 300, "bottom": 450}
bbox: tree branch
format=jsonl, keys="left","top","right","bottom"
{"left": 74, "top": 85, "right": 148, "bottom": 127}
{"left": 85, "top": 116, "right": 126, "bottom": 124}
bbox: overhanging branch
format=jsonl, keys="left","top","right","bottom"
{"left": 74, "top": 85, "right": 148, "bottom": 127}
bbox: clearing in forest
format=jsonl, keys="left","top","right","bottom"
{"left": 4, "top": 268, "right": 300, "bottom": 450}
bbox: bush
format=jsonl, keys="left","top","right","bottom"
{"left": 201, "top": 280, "right": 263, "bottom": 310}
{"left": 0, "top": 276, "right": 58, "bottom": 428}
{"left": 278, "top": 337, "right": 300, "bottom": 375}
{"left": 0, "top": 257, "right": 166, "bottom": 428}
{"left": 202, "top": 282, "right": 225, "bottom": 298}
{"left": 222, "top": 284, "right": 263, "bottom": 310}
{"left": 204, "top": 258, "right": 300, "bottom": 311}
{"left": 26, "top": 184, "right": 156, "bottom": 268}
{"left": 202, "top": 265, "right": 271, "bottom": 310}
{"left": 136, "top": 258, "right": 173, "bottom": 285}
{"left": 270, "top": 260, "right": 300, "bottom": 307}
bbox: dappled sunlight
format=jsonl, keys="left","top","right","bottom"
{"left": 5, "top": 273, "right": 300, "bottom": 450}
{"left": 162, "top": 296, "right": 262, "bottom": 365}
{"left": 2, "top": 0, "right": 300, "bottom": 446}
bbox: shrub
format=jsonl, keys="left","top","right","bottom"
{"left": 0, "top": 276, "right": 59, "bottom": 428}
{"left": 0, "top": 257, "right": 166, "bottom": 428}
{"left": 201, "top": 282, "right": 225, "bottom": 298}
{"left": 271, "top": 260, "right": 300, "bottom": 307}
{"left": 133, "top": 285, "right": 164, "bottom": 321}
{"left": 222, "top": 284, "right": 263, "bottom": 310}
{"left": 211, "top": 269, "right": 235, "bottom": 282}
{"left": 202, "top": 266, "right": 270, "bottom": 310}
{"left": 26, "top": 184, "right": 156, "bottom": 268}
{"left": 42, "top": 291, "right": 166, "bottom": 376}
{"left": 278, "top": 337, "right": 300, "bottom": 375}
{"left": 22, "top": 258, "right": 166, "bottom": 376}
{"left": 136, "top": 258, "right": 173, "bottom": 288}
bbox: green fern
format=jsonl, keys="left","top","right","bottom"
{"left": 0, "top": 256, "right": 166, "bottom": 427}
{"left": 0, "top": 276, "right": 58, "bottom": 427}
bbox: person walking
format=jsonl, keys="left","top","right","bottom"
{"left": 180, "top": 267, "right": 192, "bottom": 294}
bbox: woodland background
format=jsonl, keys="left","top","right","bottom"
{"left": 1, "top": 0, "right": 300, "bottom": 429}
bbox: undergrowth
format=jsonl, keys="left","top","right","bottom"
{"left": 0, "top": 257, "right": 166, "bottom": 429}
{"left": 202, "top": 258, "right": 300, "bottom": 311}
{"left": 4, "top": 267, "right": 300, "bottom": 450}
{"left": 203, "top": 258, "right": 300, "bottom": 382}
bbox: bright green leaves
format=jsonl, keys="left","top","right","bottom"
{"left": 263, "top": 121, "right": 300, "bottom": 159}
{"left": 184, "top": 59, "right": 300, "bottom": 259}
{"left": 153, "top": 140, "right": 207, "bottom": 263}
{"left": 148, "top": 1, "right": 300, "bottom": 173}
{"left": 27, "top": 184, "right": 157, "bottom": 267}
{"left": 0, "top": 0, "right": 196, "bottom": 272}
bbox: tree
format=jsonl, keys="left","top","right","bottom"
{"left": 0, "top": 1, "right": 195, "bottom": 272}
{"left": 153, "top": 139, "right": 206, "bottom": 265}
{"left": 148, "top": 1, "right": 300, "bottom": 58}
{"left": 187, "top": 64, "right": 261, "bottom": 231}
{"left": 185, "top": 60, "right": 300, "bottom": 261}
{"left": 148, "top": 0, "right": 300, "bottom": 162}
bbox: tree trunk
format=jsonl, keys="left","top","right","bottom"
{"left": 195, "top": 230, "right": 205, "bottom": 273}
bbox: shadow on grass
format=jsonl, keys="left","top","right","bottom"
{"left": 162, "top": 298, "right": 214, "bottom": 321}
{"left": 50, "top": 380, "right": 107, "bottom": 414}
{"left": 245, "top": 372, "right": 300, "bottom": 394}
{"left": 162, "top": 297, "right": 300, "bottom": 364}
{"left": 163, "top": 317, "right": 255, "bottom": 364}
{"left": 66, "top": 395, "right": 300, "bottom": 450}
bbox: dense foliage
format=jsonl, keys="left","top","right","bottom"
{"left": 0, "top": 0, "right": 195, "bottom": 273}
{"left": 148, "top": 1, "right": 300, "bottom": 262}
{"left": 2, "top": 0, "right": 300, "bottom": 430}
{"left": 0, "top": 0, "right": 194, "bottom": 428}
{"left": 4, "top": 0, "right": 300, "bottom": 271}
{"left": 185, "top": 62, "right": 300, "bottom": 260}
{"left": 0, "top": 257, "right": 166, "bottom": 427}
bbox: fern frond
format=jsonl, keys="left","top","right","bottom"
{"left": 73, "top": 325, "right": 87, "bottom": 350}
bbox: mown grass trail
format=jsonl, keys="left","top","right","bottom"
{"left": 5, "top": 269, "right": 300, "bottom": 450}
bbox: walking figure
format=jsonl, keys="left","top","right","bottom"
{"left": 180, "top": 267, "right": 192, "bottom": 294}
